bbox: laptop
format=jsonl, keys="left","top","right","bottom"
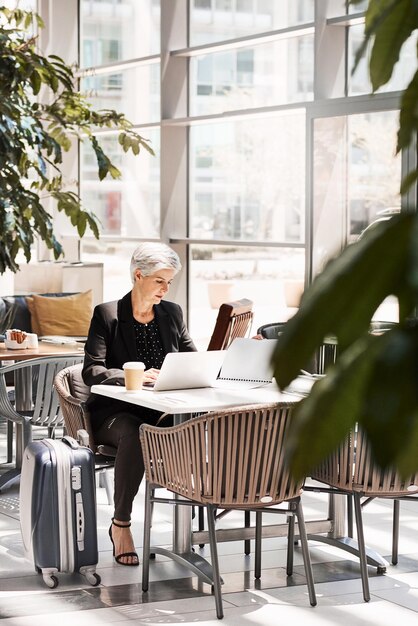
{"left": 144, "top": 350, "right": 225, "bottom": 391}
{"left": 144, "top": 338, "right": 277, "bottom": 392}
{"left": 213, "top": 337, "right": 277, "bottom": 389}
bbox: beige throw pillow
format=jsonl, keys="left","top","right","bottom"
{"left": 26, "top": 291, "right": 93, "bottom": 336}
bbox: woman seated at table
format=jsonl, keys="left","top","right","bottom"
{"left": 82, "top": 242, "right": 196, "bottom": 566}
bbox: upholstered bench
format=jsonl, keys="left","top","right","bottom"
{"left": 0, "top": 291, "right": 93, "bottom": 338}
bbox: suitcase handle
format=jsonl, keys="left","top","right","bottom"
{"left": 62, "top": 436, "right": 79, "bottom": 450}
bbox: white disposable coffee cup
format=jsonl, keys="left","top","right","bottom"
{"left": 123, "top": 361, "right": 145, "bottom": 391}
{"left": 26, "top": 333, "right": 39, "bottom": 349}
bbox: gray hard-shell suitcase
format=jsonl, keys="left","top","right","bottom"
{"left": 20, "top": 436, "right": 101, "bottom": 588}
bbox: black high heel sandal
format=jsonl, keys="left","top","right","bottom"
{"left": 108, "top": 518, "right": 139, "bottom": 566}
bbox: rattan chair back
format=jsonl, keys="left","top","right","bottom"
{"left": 0, "top": 355, "right": 84, "bottom": 434}
{"left": 312, "top": 427, "right": 418, "bottom": 498}
{"left": 140, "top": 401, "right": 316, "bottom": 618}
{"left": 140, "top": 402, "right": 302, "bottom": 508}
{"left": 207, "top": 298, "right": 253, "bottom": 351}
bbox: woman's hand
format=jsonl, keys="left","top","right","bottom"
{"left": 143, "top": 367, "right": 160, "bottom": 384}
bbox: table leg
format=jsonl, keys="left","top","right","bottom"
{"left": 150, "top": 496, "right": 216, "bottom": 585}
{"left": 307, "top": 493, "right": 388, "bottom": 571}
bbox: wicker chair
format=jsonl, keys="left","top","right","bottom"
{"left": 257, "top": 322, "right": 318, "bottom": 373}
{"left": 256, "top": 321, "right": 287, "bottom": 339}
{"left": 140, "top": 402, "right": 316, "bottom": 619}
{"left": 54, "top": 363, "right": 116, "bottom": 505}
{"left": 311, "top": 426, "right": 418, "bottom": 602}
{"left": 0, "top": 355, "right": 84, "bottom": 492}
{"left": 313, "top": 322, "right": 404, "bottom": 563}
{"left": 198, "top": 298, "right": 254, "bottom": 545}
{"left": 207, "top": 298, "right": 253, "bottom": 351}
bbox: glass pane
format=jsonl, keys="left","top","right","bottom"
{"left": 2, "top": 0, "right": 36, "bottom": 8}
{"left": 2, "top": 0, "right": 38, "bottom": 34}
{"left": 190, "top": 36, "right": 313, "bottom": 115}
{"left": 348, "top": 0, "right": 367, "bottom": 13}
{"left": 79, "top": 128, "right": 160, "bottom": 238}
{"left": 81, "top": 63, "right": 160, "bottom": 125}
{"left": 189, "top": 0, "right": 314, "bottom": 46}
{"left": 81, "top": 240, "right": 138, "bottom": 302}
{"left": 313, "top": 110, "right": 401, "bottom": 321}
{"left": 80, "top": 0, "right": 160, "bottom": 66}
{"left": 189, "top": 244, "right": 305, "bottom": 350}
{"left": 349, "top": 24, "right": 417, "bottom": 95}
{"left": 190, "top": 112, "right": 306, "bottom": 243}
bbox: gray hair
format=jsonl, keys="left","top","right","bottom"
{"left": 130, "top": 242, "right": 182, "bottom": 284}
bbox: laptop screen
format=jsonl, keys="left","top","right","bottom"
{"left": 143, "top": 350, "right": 225, "bottom": 391}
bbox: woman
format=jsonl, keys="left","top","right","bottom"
{"left": 82, "top": 242, "right": 196, "bottom": 566}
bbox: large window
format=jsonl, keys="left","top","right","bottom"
{"left": 190, "top": 36, "right": 314, "bottom": 115}
{"left": 189, "top": 244, "right": 304, "bottom": 349}
{"left": 80, "top": 129, "right": 160, "bottom": 239}
{"left": 78, "top": 0, "right": 161, "bottom": 251}
{"left": 189, "top": 0, "right": 314, "bottom": 46}
{"left": 312, "top": 110, "right": 401, "bottom": 275}
{"left": 70, "top": 1, "right": 410, "bottom": 346}
{"left": 312, "top": 109, "right": 401, "bottom": 321}
{"left": 80, "top": 0, "right": 160, "bottom": 64}
{"left": 189, "top": 112, "right": 305, "bottom": 243}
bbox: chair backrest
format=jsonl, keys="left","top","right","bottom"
{"left": 0, "top": 355, "right": 84, "bottom": 431}
{"left": 54, "top": 363, "right": 96, "bottom": 448}
{"left": 258, "top": 321, "right": 318, "bottom": 373}
{"left": 312, "top": 426, "right": 418, "bottom": 497}
{"left": 140, "top": 401, "right": 303, "bottom": 508}
{"left": 207, "top": 298, "right": 253, "bottom": 351}
{"left": 317, "top": 323, "right": 398, "bottom": 374}
{"left": 257, "top": 322, "right": 287, "bottom": 339}
{"left": 54, "top": 363, "right": 117, "bottom": 460}
{"left": 316, "top": 335, "right": 338, "bottom": 375}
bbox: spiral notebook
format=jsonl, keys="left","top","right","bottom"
{"left": 213, "top": 337, "right": 277, "bottom": 389}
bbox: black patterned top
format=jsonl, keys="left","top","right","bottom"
{"left": 133, "top": 317, "right": 165, "bottom": 369}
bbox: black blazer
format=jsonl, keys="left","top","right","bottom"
{"left": 82, "top": 291, "right": 196, "bottom": 427}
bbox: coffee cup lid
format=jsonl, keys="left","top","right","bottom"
{"left": 123, "top": 361, "right": 145, "bottom": 370}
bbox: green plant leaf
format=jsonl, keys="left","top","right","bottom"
{"left": 285, "top": 335, "right": 378, "bottom": 480}
{"left": 0, "top": 6, "right": 152, "bottom": 273}
{"left": 369, "top": 0, "right": 418, "bottom": 89}
{"left": 360, "top": 326, "right": 418, "bottom": 468}
{"left": 138, "top": 135, "right": 155, "bottom": 156}
{"left": 398, "top": 69, "right": 418, "bottom": 150}
{"left": 30, "top": 69, "right": 41, "bottom": 95}
{"left": 352, "top": 0, "right": 399, "bottom": 75}
{"left": 273, "top": 214, "right": 415, "bottom": 389}
{"left": 396, "top": 417, "right": 418, "bottom": 476}
{"left": 400, "top": 168, "right": 418, "bottom": 195}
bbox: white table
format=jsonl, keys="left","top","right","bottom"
{"left": 91, "top": 382, "right": 388, "bottom": 582}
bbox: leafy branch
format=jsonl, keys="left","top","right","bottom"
{"left": 0, "top": 7, "right": 154, "bottom": 273}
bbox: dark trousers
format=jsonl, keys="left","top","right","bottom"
{"left": 93, "top": 409, "right": 163, "bottom": 521}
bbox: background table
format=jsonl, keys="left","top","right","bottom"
{"left": 0, "top": 341, "right": 84, "bottom": 478}
{"left": 0, "top": 340, "right": 85, "bottom": 363}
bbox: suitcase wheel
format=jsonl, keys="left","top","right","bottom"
{"left": 84, "top": 571, "right": 101, "bottom": 586}
{"left": 43, "top": 574, "right": 59, "bottom": 589}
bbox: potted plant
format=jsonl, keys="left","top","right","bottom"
{"left": 273, "top": 0, "right": 418, "bottom": 478}
{"left": 0, "top": 6, "right": 153, "bottom": 275}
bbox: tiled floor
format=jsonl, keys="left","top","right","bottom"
{"left": 1, "top": 425, "right": 418, "bottom": 625}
